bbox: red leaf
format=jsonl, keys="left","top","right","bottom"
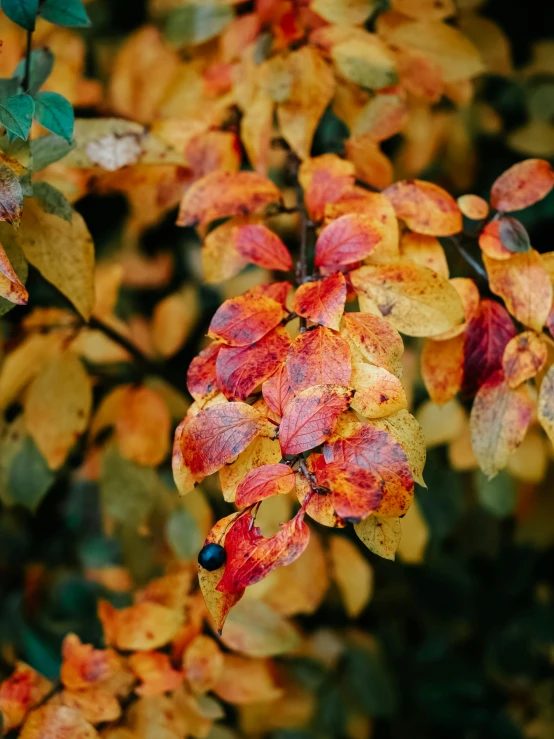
{"left": 208, "top": 293, "right": 285, "bottom": 346}
{"left": 279, "top": 384, "right": 353, "bottom": 455}
{"left": 296, "top": 454, "right": 347, "bottom": 528}
{"left": 216, "top": 510, "right": 310, "bottom": 593}
{"left": 216, "top": 327, "right": 291, "bottom": 401}
{"left": 187, "top": 343, "right": 221, "bottom": 401}
{"left": 317, "top": 460, "right": 383, "bottom": 522}
{"left": 324, "top": 423, "right": 414, "bottom": 517}
{"left": 462, "top": 299, "right": 516, "bottom": 397}
{"left": 235, "top": 463, "right": 296, "bottom": 508}
{"left": 298, "top": 154, "right": 356, "bottom": 221}
{"left": 341, "top": 312, "right": 404, "bottom": 375}
{"left": 262, "top": 363, "right": 294, "bottom": 417}
{"left": 291, "top": 272, "right": 347, "bottom": 330}
{"left": 180, "top": 403, "right": 265, "bottom": 476}
{"left": 314, "top": 214, "right": 382, "bottom": 267}
{"left": 248, "top": 281, "right": 292, "bottom": 306}
{"left": 490, "top": 159, "right": 554, "bottom": 212}
{"left": 286, "top": 326, "right": 351, "bottom": 392}
{"left": 233, "top": 223, "right": 293, "bottom": 271}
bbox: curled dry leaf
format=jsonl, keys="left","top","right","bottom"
{"left": 180, "top": 401, "right": 265, "bottom": 477}
{"left": 421, "top": 334, "right": 464, "bottom": 405}
{"left": 233, "top": 223, "right": 292, "bottom": 271}
{"left": 314, "top": 213, "right": 383, "bottom": 267}
{"left": 98, "top": 600, "right": 184, "bottom": 651}
{"left": 434, "top": 277, "right": 480, "bottom": 340}
{"left": 298, "top": 154, "right": 355, "bottom": 221}
{"left": 216, "top": 326, "right": 291, "bottom": 401}
{"left": 490, "top": 158, "right": 554, "bottom": 212}
{"left": 19, "top": 705, "right": 99, "bottom": 739}
{"left": 329, "top": 535, "right": 374, "bottom": 617}
{"left": 291, "top": 272, "right": 347, "bottom": 330}
{"left": 235, "top": 463, "right": 296, "bottom": 508}
{"left": 483, "top": 250, "right": 552, "bottom": 332}
{"left": 538, "top": 365, "right": 554, "bottom": 447}
{"left": 462, "top": 299, "right": 516, "bottom": 397}
{"left": 198, "top": 513, "right": 245, "bottom": 633}
{"left": 61, "top": 634, "right": 120, "bottom": 691}
{"left": 351, "top": 262, "right": 464, "bottom": 337}
{"left": 341, "top": 312, "right": 404, "bottom": 376}
{"left": 216, "top": 510, "right": 310, "bottom": 594}
{"left": 457, "top": 193, "right": 489, "bottom": 220}
{"left": 279, "top": 384, "right": 354, "bottom": 455}
{"left": 208, "top": 293, "right": 285, "bottom": 346}
{"left": 0, "top": 662, "right": 53, "bottom": 732}
{"left": 350, "top": 362, "right": 408, "bottom": 418}
{"left": 355, "top": 515, "right": 403, "bottom": 561}
{"left": 262, "top": 363, "right": 294, "bottom": 417}
{"left": 384, "top": 179, "right": 462, "bottom": 236}
{"left": 470, "top": 371, "right": 533, "bottom": 478}
{"left": 502, "top": 331, "right": 548, "bottom": 388}
{"left": 286, "top": 326, "right": 352, "bottom": 392}
{"left": 177, "top": 171, "right": 281, "bottom": 226}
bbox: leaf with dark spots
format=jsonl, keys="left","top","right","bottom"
{"left": 208, "top": 293, "right": 285, "bottom": 347}
{"left": 235, "top": 463, "right": 296, "bottom": 508}
{"left": 187, "top": 342, "right": 221, "bottom": 401}
{"left": 286, "top": 326, "right": 351, "bottom": 392}
{"left": 262, "top": 363, "right": 294, "bottom": 417}
{"left": 291, "top": 272, "right": 346, "bottom": 330}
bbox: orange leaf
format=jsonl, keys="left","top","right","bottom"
{"left": 457, "top": 194, "right": 489, "bottom": 220}
{"left": 233, "top": 224, "right": 292, "bottom": 271}
{"left": 235, "top": 463, "right": 296, "bottom": 508}
{"left": 291, "top": 272, "right": 346, "bottom": 330}
{"left": 0, "top": 663, "right": 53, "bottom": 732}
{"left": 19, "top": 705, "right": 98, "bottom": 739}
{"left": 115, "top": 385, "right": 171, "bottom": 466}
{"left": 198, "top": 513, "right": 245, "bottom": 633}
{"left": 296, "top": 457, "right": 346, "bottom": 528}
{"left": 502, "top": 331, "right": 547, "bottom": 388}
{"left": 172, "top": 417, "right": 201, "bottom": 497}
{"left": 213, "top": 654, "right": 282, "bottom": 705}
{"left": 478, "top": 218, "right": 530, "bottom": 260}
{"left": 421, "top": 334, "right": 464, "bottom": 405}
{"left": 177, "top": 171, "right": 281, "bottom": 226}
{"left": 298, "top": 154, "right": 356, "bottom": 221}
{"left": 249, "top": 280, "right": 292, "bottom": 306}
{"left": 262, "top": 364, "right": 294, "bottom": 417}
{"left": 180, "top": 402, "right": 265, "bottom": 477}
{"left": 216, "top": 509, "right": 310, "bottom": 593}
{"left": 201, "top": 217, "right": 249, "bottom": 284}
{"left": 0, "top": 241, "right": 28, "bottom": 306}
{"left": 345, "top": 135, "right": 393, "bottom": 190}
{"left": 470, "top": 371, "right": 532, "bottom": 478}
{"left": 314, "top": 214, "right": 382, "bottom": 267}
{"left": 538, "top": 366, "right": 554, "bottom": 448}
{"left": 97, "top": 600, "right": 183, "bottom": 651}
{"left": 208, "top": 293, "right": 285, "bottom": 346}
{"left": 216, "top": 326, "right": 291, "bottom": 401}
{"left": 350, "top": 362, "right": 408, "bottom": 418}
{"left": 317, "top": 460, "right": 383, "bottom": 522}
{"left": 187, "top": 342, "right": 221, "bottom": 401}
{"left": 286, "top": 326, "right": 351, "bottom": 392}
{"left": 341, "top": 312, "right": 404, "bottom": 376}
{"left": 400, "top": 232, "right": 449, "bottom": 277}
{"left": 384, "top": 179, "right": 462, "bottom": 236}
{"left": 484, "top": 250, "right": 552, "bottom": 331}
{"left": 57, "top": 686, "right": 121, "bottom": 725}
{"left": 324, "top": 421, "right": 414, "bottom": 517}
{"left": 61, "top": 635, "right": 120, "bottom": 692}
{"left": 434, "top": 277, "right": 480, "bottom": 340}
{"left": 129, "top": 652, "right": 184, "bottom": 697}
{"left": 462, "top": 299, "right": 516, "bottom": 397}
{"left": 279, "top": 384, "right": 354, "bottom": 455}
{"left": 183, "top": 635, "right": 224, "bottom": 694}
{"left": 490, "top": 159, "right": 554, "bottom": 212}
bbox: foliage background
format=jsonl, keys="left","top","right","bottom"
{"left": 0, "top": 1, "right": 554, "bottom": 738}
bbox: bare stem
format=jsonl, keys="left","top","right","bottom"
{"left": 22, "top": 29, "right": 33, "bottom": 93}
{"left": 449, "top": 236, "right": 488, "bottom": 280}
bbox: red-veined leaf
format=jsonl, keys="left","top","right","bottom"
{"left": 216, "top": 327, "right": 291, "bottom": 401}
{"left": 291, "top": 272, "right": 346, "bottom": 330}
{"left": 279, "top": 384, "right": 354, "bottom": 455}
{"left": 208, "top": 293, "right": 285, "bottom": 346}
{"left": 286, "top": 326, "right": 351, "bottom": 392}
{"left": 235, "top": 464, "right": 296, "bottom": 508}
{"left": 384, "top": 179, "right": 462, "bottom": 236}
{"left": 262, "top": 363, "right": 294, "bottom": 417}
{"left": 318, "top": 460, "right": 383, "bottom": 522}
{"left": 502, "top": 331, "right": 547, "bottom": 388}
{"left": 314, "top": 213, "right": 382, "bottom": 267}
{"left": 248, "top": 281, "right": 292, "bottom": 306}
{"left": 490, "top": 159, "right": 554, "bottom": 212}
{"left": 187, "top": 342, "right": 221, "bottom": 401}
{"left": 296, "top": 454, "right": 347, "bottom": 528}
{"left": 180, "top": 402, "right": 265, "bottom": 477}
{"left": 298, "top": 154, "right": 356, "bottom": 221}
{"left": 341, "top": 312, "right": 404, "bottom": 376}
{"left": 233, "top": 223, "right": 292, "bottom": 271}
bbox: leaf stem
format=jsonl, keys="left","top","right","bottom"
{"left": 448, "top": 235, "right": 488, "bottom": 280}
{"left": 22, "top": 29, "right": 33, "bottom": 93}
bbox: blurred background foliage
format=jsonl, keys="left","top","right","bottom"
{"left": 0, "top": 0, "right": 553, "bottom": 738}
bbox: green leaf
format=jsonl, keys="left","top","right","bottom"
{"left": 165, "top": 3, "right": 234, "bottom": 47}
{"left": 31, "top": 133, "right": 74, "bottom": 170}
{"left": 166, "top": 508, "right": 203, "bottom": 561}
{"left": 8, "top": 436, "right": 55, "bottom": 511}
{"left": 0, "top": 93, "right": 34, "bottom": 141}
{"left": 38, "top": 0, "right": 90, "bottom": 27}
{"left": 0, "top": 163, "right": 24, "bottom": 228}
{"left": 33, "top": 92, "right": 74, "bottom": 143}
{"left": 0, "top": 78, "right": 21, "bottom": 102}
{"left": 101, "top": 445, "right": 159, "bottom": 528}
{"left": 32, "top": 181, "right": 73, "bottom": 222}
{"left": 1, "top": 0, "right": 39, "bottom": 30}
{"left": 498, "top": 216, "right": 531, "bottom": 254}
{"left": 13, "top": 48, "right": 54, "bottom": 96}
{"left": 475, "top": 469, "right": 517, "bottom": 518}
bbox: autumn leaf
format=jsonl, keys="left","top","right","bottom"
{"left": 298, "top": 154, "right": 356, "bottom": 221}
{"left": 329, "top": 536, "right": 374, "bottom": 617}
{"left": 331, "top": 33, "right": 397, "bottom": 90}
{"left": 319, "top": 460, "right": 384, "bottom": 522}
{"left": 241, "top": 89, "right": 273, "bottom": 176}
{"left": 280, "top": 384, "right": 353, "bottom": 456}
{"left": 220, "top": 599, "right": 300, "bottom": 657}
{"left": 286, "top": 326, "right": 352, "bottom": 392}
{"left": 129, "top": 652, "right": 184, "bottom": 697}
{"left": 421, "top": 334, "right": 464, "bottom": 405}
{"left": 172, "top": 418, "right": 200, "bottom": 497}
{"left": 187, "top": 342, "right": 221, "bottom": 401}
{"left": 208, "top": 293, "right": 285, "bottom": 346}
{"left": 217, "top": 509, "right": 310, "bottom": 593}
{"left": 216, "top": 327, "right": 291, "bottom": 401}
{"left": 470, "top": 371, "right": 532, "bottom": 478}
{"left": 291, "top": 272, "right": 346, "bottom": 330}
{"left": 0, "top": 241, "right": 28, "bottom": 305}
{"left": 262, "top": 364, "right": 294, "bottom": 417}
{"left": 400, "top": 232, "right": 449, "bottom": 277}
{"left": 235, "top": 463, "right": 296, "bottom": 508}
{"left": 538, "top": 365, "right": 554, "bottom": 448}
{"left": 502, "top": 331, "right": 547, "bottom": 388}
{"left": 490, "top": 159, "right": 554, "bottom": 212}
{"left": 61, "top": 634, "right": 121, "bottom": 691}
{"left": 351, "top": 262, "right": 464, "bottom": 336}
{"left": 0, "top": 663, "right": 53, "bottom": 732}
{"left": 462, "top": 299, "right": 516, "bottom": 397}
{"left": 233, "top": 223, "right": 292, "bottom": 271}
{"left": 341, "top": 312, "right": 404, "bottom": 376}
{"left": 350, "top": 362, "right": 408, "bottom": 418}
{"left": 183, "top": 635, "right": 224, "bottom": 694}
{"left": 250, "top": 280, "right": 292, "bottom": 306}
{"left": 202, "top": 217, "right": 249, "bottom": 284}
{"left": 384, "top": 180, "right": 462, "bottom": 236}
{"left": 479, "top": 217, "right": 530, "bottom": 259}
{"left": 19, "top": 705, "right": 98, "bottom": 739}
{"left": 177, "top": 171, "right": 281, "bottom": 226}
{"left": 434, "top": 277, "right": 480, "bottom": 340}
{"left": 457, "top": 193, "right": 489, "bottom": 220}
{"left": 483, "top": 250, "right": 552, "bottom": 332}
{"left": 355, "top": 515, "right": 403, "bottom": 561}
{"left": 98, "top": 600, "right": 183, "bottom": 651}
{"left": 345, "top": 135, "right": 393, "bottom": 191}
{"left": 314, "top": 213, "right": 383, "bottom": 267}
{"left": 213, "top": 654, "right": 282, "bottom": 705}
{"left": 364, "top": 410, "right": 426, "bottom": 487}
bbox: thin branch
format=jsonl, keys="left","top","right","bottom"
{"left": 449, "top": 236, "right": 488, "bottom": 280}
{"left": 22, "top": 29, "right": 33, "bottom": 93}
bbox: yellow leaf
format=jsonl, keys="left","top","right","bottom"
{"left": 312, "top": 0, "right": 376, "bottom": 25}
{"left": 152, "top": 286, "right": 200, "bottom": 358}
{"left": 354, "top": 515, "right": 402, "bottom": 560}
{"left": 331, "top": 34, "right": 398, "bottom": 90}
{"left": 365, "top": 409, "right": 426, "bottom": 486}
{"left": 350, "top": 362, "right": 408, "bottom": 418}
{"left": 396, "top": 500, "right": 428, "bottom": 563}
{"left": 416, "top": 398, "right": 466, "bottom": 448}
{"left": 213, "top": 655, "right": 283, "bottom": 705}
{"left": 221, "top": 600, "right": 300, "bottom": 657}
{"left": 538, "top": 365, "right": 554, "bottom": 448}
{"left": 329, "top": 535, "right": 374, "bottom": 617}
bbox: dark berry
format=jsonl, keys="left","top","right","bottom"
{"left": 198, "top": 543, "right": 227, "bottom": 571}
